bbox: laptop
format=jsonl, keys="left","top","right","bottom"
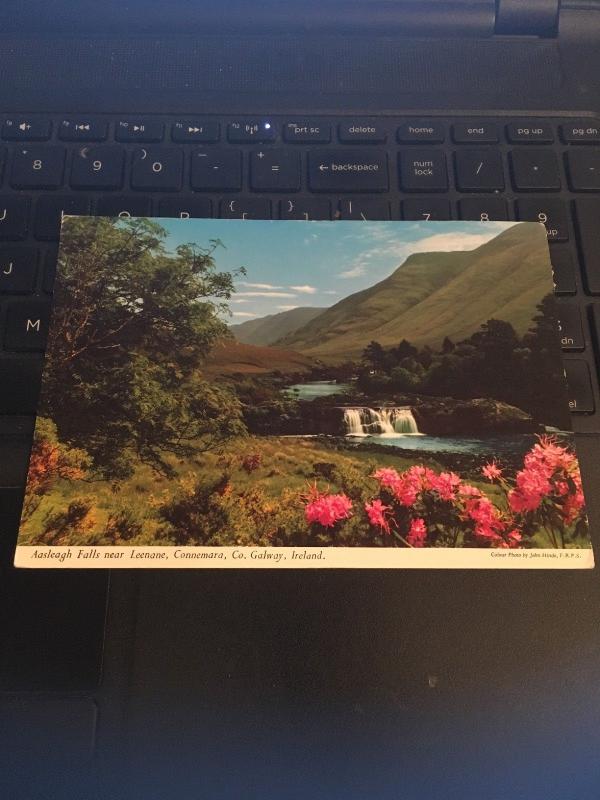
{"left": 2, "top": 1, "right": 600, "bottom": 796}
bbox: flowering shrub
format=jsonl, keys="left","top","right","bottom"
{"left": 302, "top": 436, "right": 587, "bottom": 549}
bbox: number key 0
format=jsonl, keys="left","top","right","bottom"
{"left": 70, "top": 146, "right": 125, "bottom": 189}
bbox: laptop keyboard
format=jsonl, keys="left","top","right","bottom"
{"left": 1, "top": 112, "right": 600, "bottom": 527}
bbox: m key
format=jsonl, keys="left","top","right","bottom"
{"left": 5, "top": 300, "right": 51, "bottom": 351}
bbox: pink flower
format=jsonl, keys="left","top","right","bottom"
{"left": 482, "top": 461, "right": 502, "bottom": 481}
{"left": 464, "top": 496, "right": 506, "bottom": 543}
{"left": 365, "top": 499, "right": 392, "bottom": 533}
{"left": 430, "top": 471, "right": 461, "bottom": 501}
{"left": 506, "top": 529, "right": 522, "bottom": 549}
{"left": 305, "top": 491, "right": 353, "bottom": 528}
{"left": 407, "top": 517, "right": 427, "bottom": 548}
{"left": 372, "top": 467, "right": 402, "bottom": 493}
{"left": 458, "top": 483, "right": 483, "bottom": 498}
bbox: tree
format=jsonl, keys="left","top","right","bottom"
{"left": 442, "top": 336, "right": 455, "bottom": 354}
{"left": 42, "top": 217, "right": 247, "bottom": 479}
{"left": 362, "top": 340, "right": 387, "bottom": 371}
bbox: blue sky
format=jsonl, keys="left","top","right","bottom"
{"left": 149, "top": 219, "right": 518, "bottom": 322}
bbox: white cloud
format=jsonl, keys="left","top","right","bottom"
{"left": 232, "top": 312, "right": 257, "bottom": 318}
{"left": 277, "top": 305, "right": 299, "bottom": 311}
{"left": 239, "top": 281, "right": 282, "bottom": 290}
{"left": 289, "top": 285, "right": 317, "bottom": 294}
{"left": 236, "top": 291, "right": 297, "bottom": 298}
{"left": 339, "top": 264, "right": 367, "bottom": 279}
{"left": 230, "top": 298, "right": 249, "bottom": 304}
{"left": 323, "top": 290, "right": 339, "bottom": 295}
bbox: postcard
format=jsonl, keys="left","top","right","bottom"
{"left": 13, "top": 218, "right": 594, "bottom": 568}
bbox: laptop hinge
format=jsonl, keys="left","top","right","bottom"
{"left": 495, "top": 0, "right": 560, "bottom": 37}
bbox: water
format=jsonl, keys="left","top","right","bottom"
{"left": 285, "top": 381, "right": 352, "bottom": 401}
{"left": 349, "top": 433, "right": 540, "bottom": 457}
{"left": 343, "top": 407, "right": 420, "bottom": 436}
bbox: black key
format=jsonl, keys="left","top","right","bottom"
{"left": 402, "top": 199, "right": 451, "bottom": 221}
{"left": 4, "top": 300, "right": 51, "bottom": 351}
{"left": 59, "top": 119, "right": 108, "bottom": 141}
{"left": 219, "top": 198, "right": 271, "bottom": 219}
{"left": 0, "top": 357, "right": 43, "bottom": 413}
{"left": 510, "top": 150, "right": 561, "bottom": 191}
{"left": 563, "top": 360, "right": 594, "bottom": 413}
{"left": 116, "top": 120, "right": 164, "bottom": 143}
{"left": 283, "top": 121, "right": 331, "bottom": 143}
{"left": 452, "top": 123, "right": 498, "bottom": 144}
{"left": 43, "top": 249, "right": 58, "bottom": 293}
{"left": 171, "top": 121, "right": 219, "bottom": 143}
{"left": 279, "top": 198, "right": 331, "bottom": 220}
{"left": 158, "top": 198, "right": 212, "bottom": 219}
{"left": 34, "top": 195, "right": 91, "bottom": 241}
{"left": 0, "top": 146, "right": 4, "bottom": 179}
{"left": 506, "top": 122, "right": 554, "bottom": 144}
{"left": 0, "top": 418, "right": 36, "bottom": 486}
{"left": 459, "top": 197, "right": 507, "bottom": 221}
{"left": 516, "top": 199, "right": 569, "bottom": 242}
{"left": 131, "top": 148, "right": 183, "bottom": 192}
{"left": 70, "top": 145, "right": 124, "bottom": 190}
{"left": 2, "top": 117, "right": 51, "bottom": 141}
{"left": 337, "top": 199, "right": 390, "bottom": 220}
{"left": 228, "top": 121, "right": 276, "bottom": 144}
{"left": 560, "top": 120, "right": 600, "bottom": 144}
{"left": 397, "top": 120, "right": 444, "bottom": 144}
{"left": 549, "top": 246, "right": 577, "bottom": 295}
{"left": 11, "top": 147, "right": 65, "bottom": 189}
{"left": 454, "top": 150, "right": 504, "bottom": 192}
{"left": 574, "top": 199, "right": 600, "bottom": 294}
{"left": 250, "top": 150, "right": 301, "bottom": 192}
{"left": 96, "top": 196, "right": 152, "bottom": 218}
{"left": 399, "top": 150, "right": 447, "bottom": 192}
{"left": 0, "top": 196, "right": 30, "bottom": 240}
{"left": 339, "top": 120, "right": 386, "bottom": 143}
{"left": 309, "top": 149, "right": 388, "bottom": 192}
{"left": 566, "top": 150, "right": 600, "bottom": 192}
{"left": 0, "top": 247, "right": 38, "bottom": 293}
{"left": 191, "top": 149, "right": 242, "bottom": 191}
{"left": 556, "top": 304, "right": 585, "bottom": 351}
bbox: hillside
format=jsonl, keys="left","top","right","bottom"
{"left": 202, "top": 338, "right": 313, "bottom": 376}
{"left": 278, "top": 223, "right": 552, "bottom": 359}
{"left": 230, "top": 306, "right": 325, "bottom": 346}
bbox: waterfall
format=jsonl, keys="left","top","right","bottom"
{"left": 343, "top": 407, "right": 419, "bottom": 436}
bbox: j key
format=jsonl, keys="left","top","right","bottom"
{"left": 459, "top": 197, "right": 507, "bottom": 221}
{"left": 2, "top": 118, "right": 51, "bottom": 141}
{"left": 506, "top": 122, "right": 553, "bottom": 144}
{"left": 219, "top": 198, "right": 271, "bottom": 219}
{"left": 171, "top": 121, "right": 220, "bottom": 143}
{"left": 339, "top": 120, "right": 386, "bottom": 143}
{"left": 549, "top": 246, "right": 577, "bottom": 295}
{"left": 0, "top": 247, "right": 38, "bottom": 293}
{"left": 563, "top": 360, "right": 594, "bottom": 413}
{"left": 96, "top": 196, "right": 152, "bottom": 218}
{"left": 250, "top": 150, "right": 301, "bottom": 192}
{"left": 337, "top": 199, "right": 390, "bottom": 220}
{"left": 561, "top": 120, "right": 600, "bottom": 144}
{"left": 228, "top": 121, "right": 276, "bottom": 144}
{"left": 131, "top": 148, "right": 183, "bottom": 191}
{"left": 116, "top": 120, "right": 164, "bottom": 143}
{"left": 11, "top": 147, "right": 65, "bottom": 189}
{"left": 191, "top": 150, "right": 242, "bottom": 191}
{"left": 158, "top": 198, "right": 212, "bottom": 218}
{"left": 402, "top": 199, "right": 451, "bottom": 221}
{"left": 70, "top": 146, "right": 124, "bottom": 189}
{"left": 399, "top": 150, "right": 448, "bottom": 192}
{"left": 309, "top": 150, "right": 388, "bottom": 192}
{"left": 454, "top": 150, "right": 504, "bottom": 191}
{"left": 0, "top": 196, "right": 30, "bottom": 240}
{"left": 516, "top": 199, "right": 569, "bottom": 242}
{"left": 510, "top": 150, "right": 561, "bottom": 191}
{"left": 279, "top": 198, "right": 331, "bottom": 220}
{"left": 574, "top": 199, "right": 600, "bottom": 294}
{"left": 34, "top": 195, "right": 91, "bottom": 240}
{"left": 0, "top": 357, "right": 43, "bottom": 413}
{"left": 566, "top": 150, "right": 600, "bottom": 192}
{"left": 397, "top": 121, "right": 444, "bottom": 143}
{"left": 59, "top": 119, "right": 108, "bottom": 141}
{"left": 4, "top": 300, "right": 51, "bottom": 351}
{"left": 283, "top": 121, "right": 331, "bottom": 143}
{"left": 452, "top": 123, "right": 498, "bottom": 144}
{"left": 556, "top": 304, "right": 584, "bottom": 351}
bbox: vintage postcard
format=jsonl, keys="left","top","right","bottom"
{"left": 14, "top": 217, "right": 593, "bottom": 568}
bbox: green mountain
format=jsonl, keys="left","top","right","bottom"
{"left": 230, "top": 306, "right": 325, "bottom": 346}
{"left": 278, "top": 223, "right": 552, "bottom": 360}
